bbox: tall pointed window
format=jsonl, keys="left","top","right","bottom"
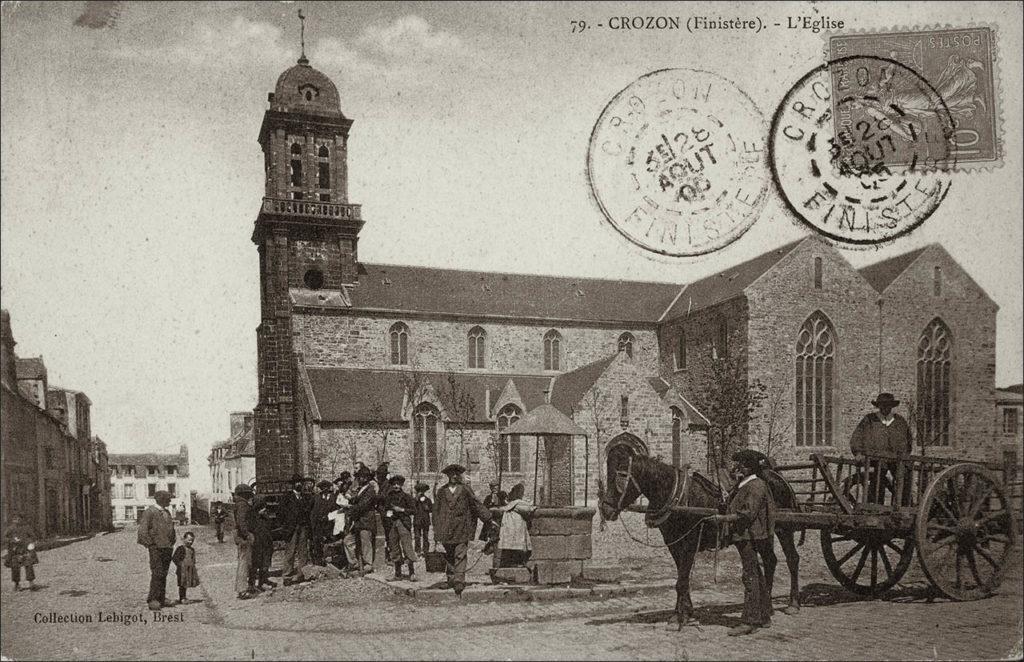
{"left": 795, "top": 311, "right": 835, "bottom": 446}
{"left": 813, "top": 256, "right": 823, "bottom": 289}
{"left": 497, "top": 404, "right": 522, "bottom": 473}
{"left": 543, "top": 330, "right": 561, "bottom": 371}
{"left": 933, "top": 266, "right": 942, "bottom": 296}
{"left": 413, "top": 403, "right": 440, "bottom": 473}
{"left": 617, "top": 332, "right": 635, "bottom": 359}
{"left": 713, "top": 320, "right": 729, "bottom": 360}
{"left": 917, "top": 318, "right": 952, "bottom": 447}
{"left": 675, "top": 329, "right": 687, "bottom": 370}
{"left": 389, "top": 322, "right": 409, "bottom": 366}
{"left": 671, "top": 407, "right": 684, "bottom": 467}
{"left": 468, "top": 326, "right": 486, "bottom": 369}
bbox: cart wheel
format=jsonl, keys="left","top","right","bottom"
{"left": 916, "top": 463, "right": 1017, "bottom": 601}
{"left": 820, "top": 527, "right": 914, "bottom": 596}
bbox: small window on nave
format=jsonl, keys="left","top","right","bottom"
{"left": 543, "top": 330, "right": 561, "bottom": 371}
{"left": 389, "top": 322, "right": 409, "bottom": 366}
{"left": 468, "top": 326, "right": 486, "bottom": 369}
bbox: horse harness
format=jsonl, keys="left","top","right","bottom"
{"left": 609, "top": 454, "right": 691, "bottom": 528}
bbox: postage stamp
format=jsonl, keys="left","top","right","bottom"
{"left": 587, "top": 69, "right": 769, "bottom": 257}
{"left": 769, "top": 55, "right": 955, "bottom": 247}
{"left": 829, "top": 27, "right": 1000, "bottom": 167}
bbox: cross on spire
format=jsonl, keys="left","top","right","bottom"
{"left": 297, "top": 9, "right": 308, "bottom": 65}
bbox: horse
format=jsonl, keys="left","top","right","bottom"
{"left": 598, "top": 445, "right": 803, "bottom": 629}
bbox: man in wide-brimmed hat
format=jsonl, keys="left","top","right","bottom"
{"left": 432, "top": 463, "right": 492, "bottom": 596}
{"left": 711, "top": 449, "right": 777, "bottom": 636}
{"left": 346, "top": 465, "right": 378, "bottom": 573}
{"left": 309, "top": 480, "right": 336, "bottom": 566}
{"left": 279, "top": 473, "right": 313, "bottom": 584}
{"left": 851, "top": 392, "right": 914, "bottom": 505}
{"left": 850, "top": 393, "right": 913, "bottom": 457}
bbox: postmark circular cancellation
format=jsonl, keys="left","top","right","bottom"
{"left": 587, "top": 69, "right": 770, "bottom": 257}
{"left": 770, "top": 55, "right": 957, "bottom": 247}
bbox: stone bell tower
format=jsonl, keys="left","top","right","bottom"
{"left": 252, "top": 25, "right": 363, "bottom": 481}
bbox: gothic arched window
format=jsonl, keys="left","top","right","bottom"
{"left": 618, "top": 332, "right": 635, "bottom": 358}
{"left": 543, "top": 330, "right": 561, "bottom": 371}
{"left": 795, "top": 311, "right": 835, "bottom": 446}
{"left": 389, "top": 322, "right": 409, "bottom": 366}
{"left": 413, "top": 403, "right": 440, "bottom": 473}
{"left": 496, "top": 404, "right": 522, "bottom": 473}
{"left": 917, "top": 318, "right": 952, "bottom": 447}
{"left": 671, "top": 407, "right": 684, "bottom": 467}
{"left": 468, "top": 326, "right": 486, "bottom": 369}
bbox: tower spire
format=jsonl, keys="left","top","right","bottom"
{"left": 297, "top": 9, "right": 308, "bottom": 65}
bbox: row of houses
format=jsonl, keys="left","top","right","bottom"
{"left": 108, "top": 446, "right": 192, "bottom": 527}
{"left": 1, "top": 310, "right": 113, "bottom": 537}
{"left": 207, "top": 411, "right": 255, "bottom": 505}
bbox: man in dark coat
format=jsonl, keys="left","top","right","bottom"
{"left": 137, "top": 490, "right": 177, "bottom": 610}
{"left": 309, "top": 480, "right": 336, "bottom": 566}
{"left": 212, "top": 502, "right": 227, "bottom": 543}
{"left": 432, "top": 463, "right": 492, "bottom": 596}
{"left": 712, "top": 450, "right": 776, "bottom": 636}
{"left": 250, "top": 486, "right": 276, "bottom": 591}
{"left": 346, "top": 466, "right": 378, "bottom": 573}
{"left": 232, "top": 483, "right": 258, "bottom": 600}
{"left": 382, "top": 475, "right": 418, "bottom": 581}
{"left": 850, "top": 393, "right": 914, "bottom": 504}
{"left": 279, "top": 473, "right": 312, "bottom": 584}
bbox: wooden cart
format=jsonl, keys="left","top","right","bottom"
{"left": 639, "top": 452, "right": 1019, "bottom": 601}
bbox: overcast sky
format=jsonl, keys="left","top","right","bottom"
{"left": 2, "top": 1, "right": 1021, "bottom": 492}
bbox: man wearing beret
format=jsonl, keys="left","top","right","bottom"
{"left": 432, "top": 464, "right": 492, "bottom": 596}
{"left": 346, "top": 465, "right": 379, "bottom": 574}
{"left": 279, "top": 473, "right": 313, "bottom": 584}
{"left": 711, "top": 450, "right": 776, "bottom": 636}
{"left": 850, "top": 393, "right": 914, "bottom": 504}
{"left": 137, "top": 490, "right": 177, "bottom": 610}
{"left": 232, "top": 483, "right": 258, "bottom": 600}
{"left": 309, "top": 480, "right": 336, "bottom": 566}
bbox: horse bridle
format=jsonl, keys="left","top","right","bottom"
{"left": 602, "top": 452, "right": 686, "bottom": 527}
{"left": 601, "top": 453, "right": 641, "bottom": 518}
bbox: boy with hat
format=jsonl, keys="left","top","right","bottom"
{"left": 432, "top": 464, "right": 492, "bottom": 596}
{"left": 383, "top": 475, "right": 418, "bottom": 581}
{"left": 413, "top": 482, "right": 432, "bottom": 555}
{"left": 850, "top": 392, "right": 914, "bottom": 504}
{"left": 711, "top": 449, "right": 776, "bottom": 636}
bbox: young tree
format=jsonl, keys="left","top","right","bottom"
{"left": 694, "top": 355, "right": 767, "bottom": 485}
{"left": 483, "top": 431, "right": 503, "bottom": 488}
{"left": 368, "top": 401, "right": 392, "bottom": 465}
{"left": 437, "top": 371, "right": 476, "bottom": 472}
{"left": 757, "top": 373, "right": 794, "bottom": 462}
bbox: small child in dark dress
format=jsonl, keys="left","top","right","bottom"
{"left": 171, "top": 531, "right": 201, "bottom": 604}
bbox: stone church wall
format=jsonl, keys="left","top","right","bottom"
{"left": 294, "top": 312, "right": 659, "bottom": 375}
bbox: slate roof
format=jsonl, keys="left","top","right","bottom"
{"left": 548, "top": 355, "right": 618, "bottom": 415}
{"left": 858, "top": 246, "right": 929, "bottom": 292}
{"left": 304, "top": 368, "right": 551, "bottom": 423}
{"left": 660, "top": 238, "right": 806, "bottom": 321}
{"left": 995, "top": 388, "right": 1023, "bottom": 404}
{"left": 15, "top": 357, "right": 46, "bottom": 379}
{"left": 108, "top": 451, "right": 189, "bottom": 477}
{"left": 342, "top": 263, "right": 683, "bottom": 324}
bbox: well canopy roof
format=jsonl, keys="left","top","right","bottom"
{"left": 500, "top": 404, "right": 588, "bottom": 437}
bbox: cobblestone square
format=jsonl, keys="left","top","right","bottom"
{"left": 2, "top": 524, "right": 1020, "bottom": 660}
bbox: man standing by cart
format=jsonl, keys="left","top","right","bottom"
{"left": 711, "top": 450, "right": 776, "bottom": 636}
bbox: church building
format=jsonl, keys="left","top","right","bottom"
{"left": 251, "top": 55, "right": 999, "bottom": 502}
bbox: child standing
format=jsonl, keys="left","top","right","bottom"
{"left": 171, "top": 531, "right": 201, "bottom": 604}
{"left": 383, "top": 475, "right": 418, "bottom": 581}
{"left": 413, "top": 482, "right": 433, "bottom": 555}
{"left": 4, "top": 515, "right": 38, "bottom": 591}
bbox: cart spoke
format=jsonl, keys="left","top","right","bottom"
{"left": 968, "top": 485, "right": 994, "bottom": 519}
{"left": 979, "top": 510, "right": 1010, "bottom": 525}
{"left": 837, "top": 541, "right": 866, "bottom": 566}
{"left": 927, "top": 533, "right": 957, "bottom": 549}
{"left": 870, "top": 547, "right": 879, "bottom": 587}
{"left": 966, "top": 552, "right": 986, "bottom": 589}
{"left": 977, "top": 532, "right": 1010, "bottom": 545}
{"left": 884, "top": 540, "right": 904, "bottom": 556}
{"left": 878, "top": 543, "right": 895, "bottom": 580}
{"left": 933, "top": 496, "right": 957, "bottom": 522}
{"left": 946, "top": 477, "right": 960, "bottom": 516}
{"left": 850, "top": 546, "right": 870, "bottom": 582}
{"left": 954, "top": 552, "right": 962, "bottom": 589}
{"left": 974, "top": 544, "right": 999, "bottom": 570}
